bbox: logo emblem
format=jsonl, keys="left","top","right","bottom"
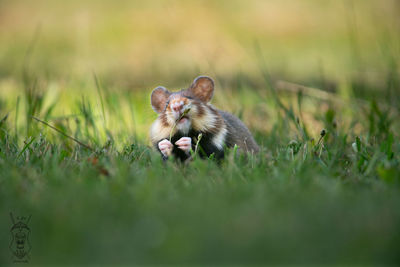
{"left": 9, "top": 213, "right": 31, "bottom": 263}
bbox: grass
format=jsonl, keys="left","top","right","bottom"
{"left": 1, "top": 0, "right": 400, "bottom": 265}
{"left": 1, "top": 71, "right": 399, "bottom": 264}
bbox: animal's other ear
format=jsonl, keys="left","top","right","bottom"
{"left": 187, "top": 76, "right": 214, "bottom": 103}
{"left": 151, "top": 86, "right": 171, "bottom": 113}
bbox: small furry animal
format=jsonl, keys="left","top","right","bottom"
{"left": 150, "top": 76, "right": 259, "bottom": 161}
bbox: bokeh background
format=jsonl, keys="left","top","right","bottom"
{"left": 1, "top": 0, "right": 399, "bottom": 143}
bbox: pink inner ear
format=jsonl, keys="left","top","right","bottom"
{"left": 151, "top": 87, "right": 170, "bottom": 113}
{"left": 189, "top": 76, "right": 214, "bottom": 102}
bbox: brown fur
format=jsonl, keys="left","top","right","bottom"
{"left": 150, "top": 76, "right": 259, "bottom": 156}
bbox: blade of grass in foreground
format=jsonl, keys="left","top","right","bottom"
{"left": 32, "top": 116, "right": 94, "bottom": 151}
{"left": 17, "top": 136, "right": 35, "bottom": 159}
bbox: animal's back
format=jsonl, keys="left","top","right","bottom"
{"left": 219, "top": 110, "right": 259, "bottom": 153}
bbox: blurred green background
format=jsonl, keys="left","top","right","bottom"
{"left": 1, "top": 0, "right": 399, "bottom": 142}
{"left": 1, "top": 0, "right": 400, "bottom": 265}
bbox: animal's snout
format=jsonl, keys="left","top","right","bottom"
{"left": 170, "top": 100, "right": 184, "bottom": 113}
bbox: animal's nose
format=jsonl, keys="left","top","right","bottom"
{"left": 171, "top": 101, "right": 183, "bottom": 112}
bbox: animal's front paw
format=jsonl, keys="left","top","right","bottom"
{"left": 158, "top": 139, "right": 173, "bottom": 157}
{"left": 175, "top": 137, "right": 192, "bottom": 154}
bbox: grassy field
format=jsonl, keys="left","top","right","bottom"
{"left": 1, "top": 0, "right": 400, "bottom": 265}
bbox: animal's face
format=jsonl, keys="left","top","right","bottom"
{"left": 151, "top": 76, "right": 214, "bottom": 132}
{"left": 165, "top": 94, "right": 193, "bottom": 132}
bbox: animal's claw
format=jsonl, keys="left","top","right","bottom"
{"left": 175, "top": 137, "right": 192, "bottom": 153}
{"left": 158, "top": 139, "right": 173, "bottom": 157}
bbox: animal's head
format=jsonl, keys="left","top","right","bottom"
{"left": 151, "top": 76, "right": 214, "bottom": 131}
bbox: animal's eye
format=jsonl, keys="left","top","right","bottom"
{"left": 165, "top": 100, "right": 170, "bottom": 109}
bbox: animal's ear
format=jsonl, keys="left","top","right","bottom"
{"left": 151, "top": 86, "right": 171, "bottom": 113}
{"left": 187, "top": 76, "right": 214, "bottom": 103}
